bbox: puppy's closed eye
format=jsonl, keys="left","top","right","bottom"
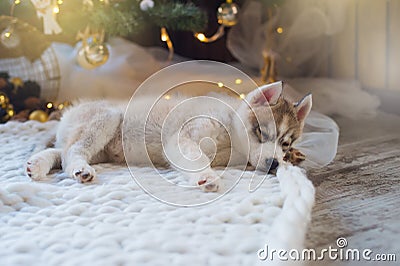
{"left": 280, "top": 138, "right": 292, "bottom": 152}
{"left": 282, "top": 141, "right": 290, "bottom": 147}
{"left": 254, "top": 126, "right": 269, "bottom": 143}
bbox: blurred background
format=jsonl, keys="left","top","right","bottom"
{"left": 0, "top": 0, "right": 399, "bottom": 123}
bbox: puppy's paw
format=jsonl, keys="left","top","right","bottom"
{"left": 283, "top": 148, "right": 306, "bottom": 166}
{"left": 71, "top": 165, "right": 96, "bottom": 183}
{"left": 197, "top": 172, "right": 221, "bottom": 192}
{"left": 26, "top": 158, "right": 49, "bottom": 181}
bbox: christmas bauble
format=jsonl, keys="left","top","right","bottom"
{"left": 85, "top": 42, "right": 109, "bottom": 66}
{"left": 140, "top": 0, "right": 154, "bottom": 11}
{"left": 0, "top": 93, "right": 14, "bottom": 123}
{"left": 76, "top": 46, "right": 94, "bottom": 70}
{"left": 10, "top": 77, "right": 24, "bottom": 88}
{"left": 0, "top": 92, "right": 10, "bottom": 108}
{"left": 0, "top": 28, "right": 20, "bottom": 49}
{"left": 0, "top": 106, "right": 9, "bottom": 123}
{"left": 77, "top": 41, "right": 110, "bottom": 69}
{"left": 217, "top": 2, "right": 240, "bottom": 27}
{"left": 29, "top": 110, "right": 48, "bottom": 122}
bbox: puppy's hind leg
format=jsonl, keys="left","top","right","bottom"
{"left": 26, "top": 148, "right": 62, "bottom": 180}
{"left": 63, "top": 110, "right": 121, "bottom": 183}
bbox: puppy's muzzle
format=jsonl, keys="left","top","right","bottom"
{"left": 266, "top": 158, "right": 279, "bottom": 174}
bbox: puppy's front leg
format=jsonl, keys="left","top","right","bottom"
{"left": 163, "top": 131, "right": 220, "bottom": 192}
{"left": 63, "top": 110, "right": 122, "bottom": 183}
{"left": 283, "top": 148, "right": 306, "bottom": 166}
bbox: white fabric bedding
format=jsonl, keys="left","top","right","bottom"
{"left": 0, "top": 121, "right": 315, "bottom": 266}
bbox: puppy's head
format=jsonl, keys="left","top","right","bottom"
{"left": 233, "top": 81, "right": 312, "bottom": 173}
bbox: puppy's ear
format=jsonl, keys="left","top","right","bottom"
{"left": 246, "top": 81, "right": 283, "bottom": 106}
{"left": 295, "top": 94, "right": 312, "bottom": 122}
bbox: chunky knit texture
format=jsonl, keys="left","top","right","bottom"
{"left": 0, "top": 121, "right": 314, "bottom": 266}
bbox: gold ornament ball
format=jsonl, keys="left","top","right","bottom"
{"left": 0, "top": 92, "right": 10, "bottom": 108}
{"left": 217, "top": 2, "right": 240, "bottom": 27}
{"left": 85, "top": 42, "right": 109, "bottom": 67}
{"left": 0, "top": 29, "right": 21, "bottom": 49}
{"left": 76, "top": 47, "right": 94, "bottom": 70}
{"left": 29, "top": 110, "right": 48, "bottom": 122}
{"left": 77, "top": 41, "right": 109, "bottom": 69}
{"left": 77, "top": 42, "right": 110, "bottom": 69}
{"left": 10, "top": 77, "right": 24, "bottom": 87}
{"left": 0, "top": 102, "right": 14, "bottom": 123}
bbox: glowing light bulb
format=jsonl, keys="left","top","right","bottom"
{"left": 160, "top": 27, "right": 169, "bottom": 42}
{"left": 58, "top": 104, "right": 64, "bottom": 110}
{"left": 57, "top": 0, "right": 63, "bottom": 4}
{"left": 235, "top": 79, "right": 242, "bottom": 85}
{"left": 53, "top": 6, "right": 60, "bottom": 14}
{"left": 4, "top": 32, "right": 11, "bottom": 38}
{"left": 217, "top": 82, "right": 224, "bottom": 88}
{"left": 195, "top": 33, "right": 206, "bottom": 42}
{"left": 276, "top": 27, "right": 283, "bottom": 34}
{"left": 194, "top": 26, "right": 225, "bottom": 43}
{"left": 46, "top": 102, "right": 53, "bottom": 109}
{"left": 159, "top": 27, "right": 173, "bottom": 61}
{"left": 240, "top": 94, "right": 246, "bottom": 99}
{"left": 164, "top": 95, "right": 171, "bottom": 100}
{"left": 14, "top": 0, "right": 21, "bottom": 4}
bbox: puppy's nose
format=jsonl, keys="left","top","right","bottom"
{"left": 266, "top": 158, "right": 279, "bottom": 172}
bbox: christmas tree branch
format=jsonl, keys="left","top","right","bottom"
{"left": 146, "top": 2, "right": 207, "bottom": 32}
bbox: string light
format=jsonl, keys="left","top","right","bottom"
{"left": 261, "top": 51, "right": 277, "bottom": 83}
{"left": 276, "top": 27, "right": 283, "bottom": 34}
{"left": 239, "top": 94, "right": 246, "bottom": 99}
{"left": 10, "top": 1, "right": 19, "bottom": 16}
{"left": 235, "top": 79, "right": 242, "bottom": 85}
{"left": 195, "top": 33, "right": 206, "bottom": 42}
{"left": 195, "top": 25, "right": 225, "bottom": 43}
{"left": 164, "top": 95, "right": 171, "bottom": 100}
{"left": 161, "top": 30, "right": 168, "bottom": 42}
{"left": 53, "top": 5, "right": 60, "bottom": 14}
{"left": 160, "top": 27, "right": 174, "bottom": 61}
{"left": 46, "top": 102, "right": 53, "bottom": 109}
{"left": 217, "top": 82, "right": 224, "bottom": 88}
{"left": 4, "top": 31, "right": 11, "bottom": 38}
{"left": 57, "top": 0, "right": 64, "bottom": 4}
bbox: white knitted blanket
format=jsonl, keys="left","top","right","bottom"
{"left": 0, "top": 121, "right": 315, "bottom": 266}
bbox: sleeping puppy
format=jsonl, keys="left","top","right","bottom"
{"left": 26, "top": 81, "right": 311, "bottom": 192}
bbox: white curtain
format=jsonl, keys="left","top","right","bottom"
{"left": 227, "top": 0, "right": 349, "bottom": 77}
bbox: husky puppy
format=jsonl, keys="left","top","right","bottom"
{"left": 26, "top": 81, "right": 311, "bottom": 192}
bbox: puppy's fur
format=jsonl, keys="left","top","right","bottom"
{"left": 26, "top": 81, "right": 311, "bottom": 192}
